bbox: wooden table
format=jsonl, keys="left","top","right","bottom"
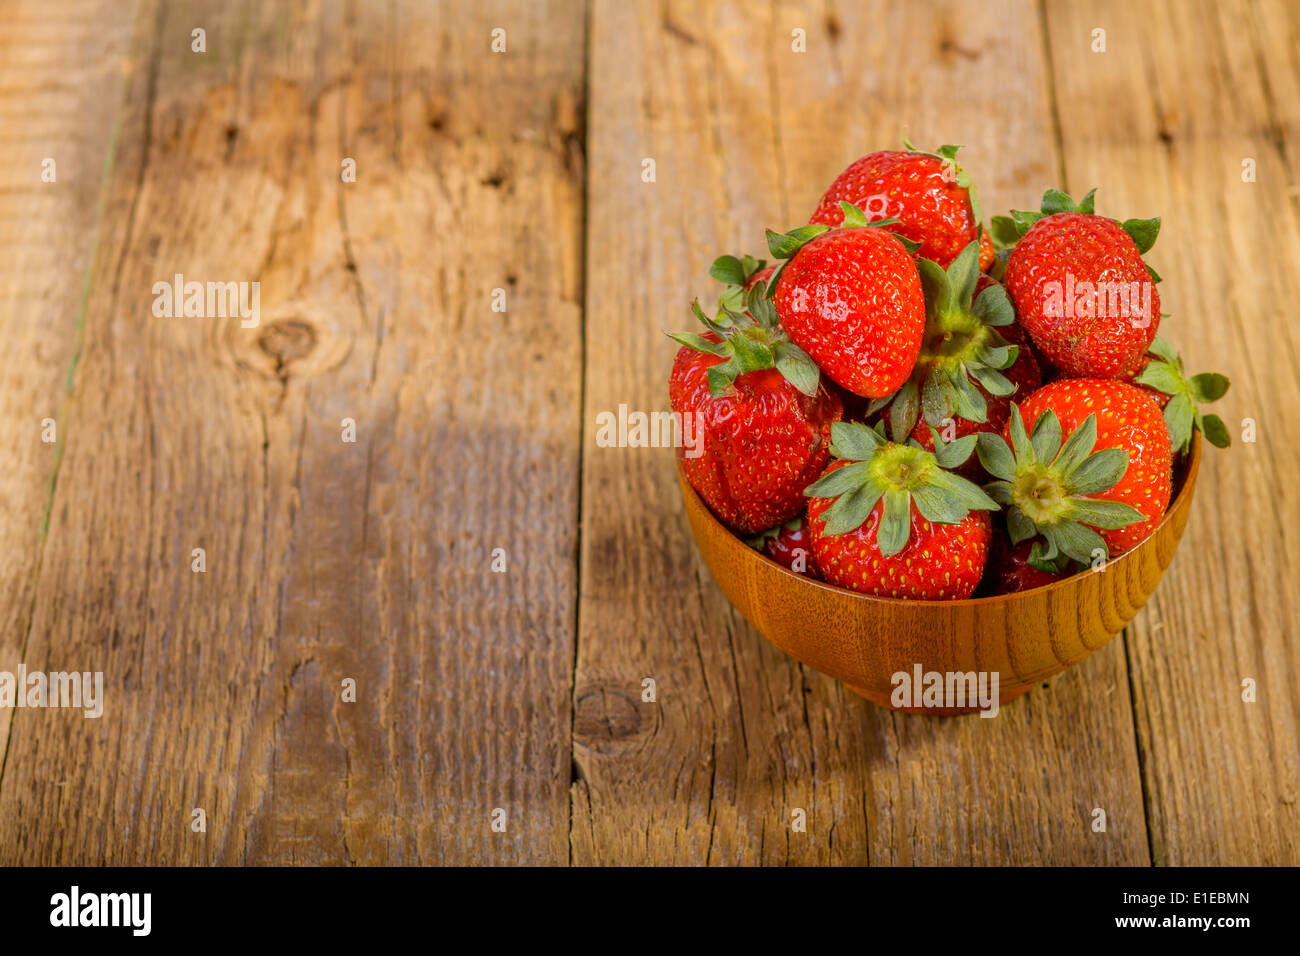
{"left": 1, "top": 0, "right": 1296, "bottom": 866}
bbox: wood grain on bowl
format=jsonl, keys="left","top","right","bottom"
{"left": 679, "top": 434, "right": 1201, "bottom": 714}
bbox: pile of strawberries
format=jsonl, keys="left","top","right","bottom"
{"left": 669, "top": 142, "right": 1230, "bottom": 600}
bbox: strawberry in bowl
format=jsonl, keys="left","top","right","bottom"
{"left": 670, "top": 147, "right": 1223, "bottom": 713}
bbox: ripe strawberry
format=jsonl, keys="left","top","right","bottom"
{"left": 669, "top": 281, "right": 842, "bottom": 534}
{"left": 976, "top": 380, "right": 1172, "bottom": 567}
{"left": 1128, "top": 335, "right": 1231, "bottom": 452}
{"left": 869, "top": 243, "right": 1042, "bottom": 475}
{"left": 747, "top": 513, "right": 820, "bottom": 578}
{"left": 1004, "top": 189, "right": 1162, "bottom": 378}
{"left": 810, "top": 142, "right": 995, "bottom": 270}
{"left": 978, "top": 530, "right": 1063, "bottom": 595}
{"left": 804, "top": 422, "right": 997, "bottom": 599}
{"left": 766, "top": 205, "right": 926, "bottom": 398}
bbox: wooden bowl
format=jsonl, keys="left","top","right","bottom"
{"left": 678, "top": 433, "right": 1202, "bottom": 715}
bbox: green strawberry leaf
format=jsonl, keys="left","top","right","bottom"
{"left": 772, "top": 341, "right": 820, "bottom": 397}
{"left": 805, "top": 460, "right": 873, "bottom": 498}
{"left": 917, "top": 257, "right": 953, "bottom": 318}
{"left": 1069, "top": 497, "right": 1145, "bottom": 529}
{"left": 1200, "top": 413, "right": 1230, "bottom": 448}
{"left": 709, "top": 255, "right": 747, "bottom": 287}
{"left": 976, "top": 433, "right": 1018, "bottom": 482}
{"left": 667, "top": 331, "right": 728, "bottom": 356}
{"left": 967, "top": 363, "right": 1015, "bottom": 397}
{"left": 971, "top": 283, "right": 1015, "bottom": 326}
{"left": 1069, "top": 447, "right": 1130, "bottom": 495}
{"left": 1052, "top": 413, "right": 1099, "bottom": 475}
{"left": 829, "top": 421, "right": 886, "bottom": 461}
{"left": 878, "top": 490, "right": 912, "bottom": 558}
{"left": 1030, "top": 409, "right": 1063, "bottom": 463}
{"left": 818, "top": 479, "right": 887, "bottom": 536}
{"left": 1049, "top": 519, "right": 1108, "bottom": 566}
{"left": 1164, "top": 392, "right": 1195, "bottom": 454}
{"left": 839, "top": 201, "right": 869, "bottom": 228}
{"left": 946, "top": 241, "right": 981, "bottom": 313}
{"left": 1146, "top": 335, "right": 1179, "bottom": 363}
{"left": 1007, "top": 404, "right": 1035, "bottom": 463}
{"left": 929, "top": 468, "right": 998, "bottom": 511}
{"left": 1040, "top": 189, "right": 1076, "bottom": 215}
{"left": 1006, "top": 505, "right": 1037, "bottom": 545}
{"left": 950, "top": 370, "right": 988, "bottom": 423}
{"left": 766, "top": 223, "right": 830, "bottom": 259}
{"left": 921, "top": 368, "right": 956, "bottom": 427}
{"left": 930, "top": 430, "right": 978, "bottom": 470}
{"left": 1121, "top": 216, "right": 1161, "bottom": 254}
{"left": 1010, "top": 208, "right": 1045, "bottom": 237}
{"left": 1188, "top": 372, "right": 1230, "bottom": 403}
{"left": 989, "top": 215, "right": 1021, "bottom": 250}
{"left": 890, "top": 378, "right": 922, "bottom": 444}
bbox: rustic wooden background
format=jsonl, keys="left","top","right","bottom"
{"left": 0, "top": 0, "right": 1296, "bottom": 865}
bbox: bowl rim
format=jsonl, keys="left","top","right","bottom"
{"left": 678, "top": 428, "right": 1202, "bottom": 609}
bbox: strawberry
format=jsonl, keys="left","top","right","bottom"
{"left": 1128, "top": 335, "right": 1231, "bottom": 451}
{"left": 804, "top": 422, "right": 997, "bottom": 599}
{"left": 979, "top": 531, "right": 1063, "bottom": 595}
{"left": 810, "top": 142, "right": 995, "bottom": 270}
{"left": 870, "top": 243, "right": 1042, "bottom": 472}
{"left": 1003, "top": 189, "right": 1162, "bottom": 378}
{"left": 766, "top": 204, "right": 926, "bottom": 398}
{"left": 669, "top": 281, "right": 842, "bottom": 534}
{"left": 747, "top": 513, "right": 820, "bottom": 578}
{"left": 976, "top": 380, "right": 1172, "bottom": 568}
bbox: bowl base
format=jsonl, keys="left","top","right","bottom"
{"left": 844, "top": 681, "right": 1035, "bottom": 716}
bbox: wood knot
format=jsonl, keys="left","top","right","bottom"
{"left": 257, "top": 318, "right": 317, "bottom": 377}
{"left": 573, "top": 682, "right": 655, "bottom": 753}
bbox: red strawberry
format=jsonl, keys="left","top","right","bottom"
{"left": 748, "top": 513, "right": 820, "bottom": 578}
{"left": 767, "top": 208, "right": 925, "bottom": 398}
{"left": 810, "top": 143, "right": 995, "bottom": 270}
{"left": 669, "top": 282, "right": 842, "bottom": 534}
{"left": 979, "top": 530, "right": 1063, "bottom": 595}
{"left": 870, "top": 244, "right": 1042, "bottom": 476}
{"left": 976, "top": 380, "right": 1172, "bottom": 566}
{"left": 1004, "top": 189, "right": 1162, "bottom": 378}
{"left": 1127, "top": 335, "right": 1231, "bottom": 452}
{"left": 804, "top": 422, "right": 997, "bottom": 599}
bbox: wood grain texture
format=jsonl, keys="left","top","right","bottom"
{"left": 573, "top": 0, "right": 1148, "bottom": 865}
{"left": 0, "top": 0, "right": 585, "bottom": 865}
{"left": 0, "top": 0, "right": 138, "bottom": 776}
{"left": 1044, "top": 0, "right": 1300, "bottom": 865}
{"left": 0, "top": 0, "right": 1294, "bottom": 866}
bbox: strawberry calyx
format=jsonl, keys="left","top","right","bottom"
{"left": 763, "top": 202, "right": 921, "bottom": 297}
{"left": 667, "top": 279, "right": 821, "bottom": 398}
{"left": 710, "top": 253, "right": 769, "bottom": 313}
{"left": 994, "top": 188, "right": 1163, "bottom": 283}
{"left": 804, "top": 421, "right": 997, "bottom": 557}
{"left": 872, "top": 240, "right": 1019, "bottom": 441}
{"left": 1134, "top": 335, "right": 1230, "bottom": 451}
{"left": 976, "top": 404, "right": 1145, "bottom": 572}
{"left": 745, "top": 517, "right": 798, "bottom": 550}
{"left": 902, "top": 138, "right": 983, "bottom": 230}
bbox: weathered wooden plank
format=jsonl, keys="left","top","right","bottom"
{"left": 573, "top": 0, "right": 1147, "bottom": 865}
{"left": 1044, "top": 0, "right": 1300, "bottom": 864}
{"left": 0, "top": 0, "right": 139, "bottom": 776}
{"left": 0, "top": 0, "right": 585, "bottom": 865}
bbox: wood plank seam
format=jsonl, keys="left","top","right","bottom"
{"left": 0, "top": 0, "right": 157, "bottom": 797}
